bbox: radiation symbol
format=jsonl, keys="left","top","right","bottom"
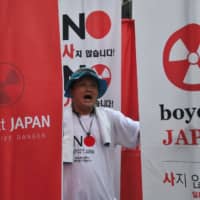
{"left": 91, "top": 64, "right": 111, "bottom": 86}
{"left": 163, "top": 23, "right": 200, "bottom": 91}
{"left": 0, "top": 63, "right": 24, "bottom": 105}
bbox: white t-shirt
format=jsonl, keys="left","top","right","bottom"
{"left": 63, "top": 107, "right": 139, "bottom": 200}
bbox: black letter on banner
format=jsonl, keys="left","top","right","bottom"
{"left": 160, "top": 104, "right": 171, "bottom": 120}
{"left": 63, "top": 14, "right": 85, "bottom": 40}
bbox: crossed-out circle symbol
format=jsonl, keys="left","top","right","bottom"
{"left": 0, "top": 63, "right": 24, "bottom": 105}
{"left": 163, "top": 23, "right": 200, "bottom": 91}
{"left": 91, "top": 64, "right": 111, "bottom": 87}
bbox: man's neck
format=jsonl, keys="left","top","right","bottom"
{"left": 72, "top": 104, "right": 95, "bottom": 116}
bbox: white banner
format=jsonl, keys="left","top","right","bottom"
{"left": 59, "top": 1, "right": 121, "bottom": 199}
{"left": 59, "top": 0, "right": 121, "bottom": 110}
{"left": 135, "top": 0, "right": 200, "bottom": 199}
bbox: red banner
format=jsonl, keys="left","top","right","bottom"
{"left": 121, "top": 19, "right": 142, "bottom": 200}
{"left": 0, "top": 1, "right": 62, "bottom": 200}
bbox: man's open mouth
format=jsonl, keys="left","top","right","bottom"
{"left": 84, "top": 94, "right": 93, "bottom": 100}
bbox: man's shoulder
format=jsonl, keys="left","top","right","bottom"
{"left": 63, "top": 106, "right": 72, "bottom": 116}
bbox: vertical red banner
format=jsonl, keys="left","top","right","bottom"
{"left": 121, "top": 19, "right": 142, "bottom": 200}
{"left": 0, "top": 0, "right": 62, "bottom": 200}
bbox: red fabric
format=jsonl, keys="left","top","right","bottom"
{"left": 121, "top": 19, "right": 139, "bottom": 120}
{"left": 0, "top": 1, "right": 62, "bottom": 200}
{"left": 120, "top": 19, "right": 142, "bottom": 200}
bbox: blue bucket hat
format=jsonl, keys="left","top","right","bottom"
{"left": 64, "top": 68, "right": 108, "bottom": 98}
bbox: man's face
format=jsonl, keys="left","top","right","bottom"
{"left": 70, "top": 76, "right": 98, "bottom": 112}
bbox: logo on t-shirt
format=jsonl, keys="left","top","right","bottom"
{"left": 73, "top": 135, "right": 95, "bottom": 162}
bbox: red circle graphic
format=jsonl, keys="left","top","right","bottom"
{"left": 0, "top": 63, "right": 24, "bottom": 105}
{"left": 86, "top": 11, "right": 111, "bottom": 39}
{"left": 163, "top": 23, "right": 200, "bottom": 91}
{"left": 84, "top": 135, "right": 96, "bottom": 147}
